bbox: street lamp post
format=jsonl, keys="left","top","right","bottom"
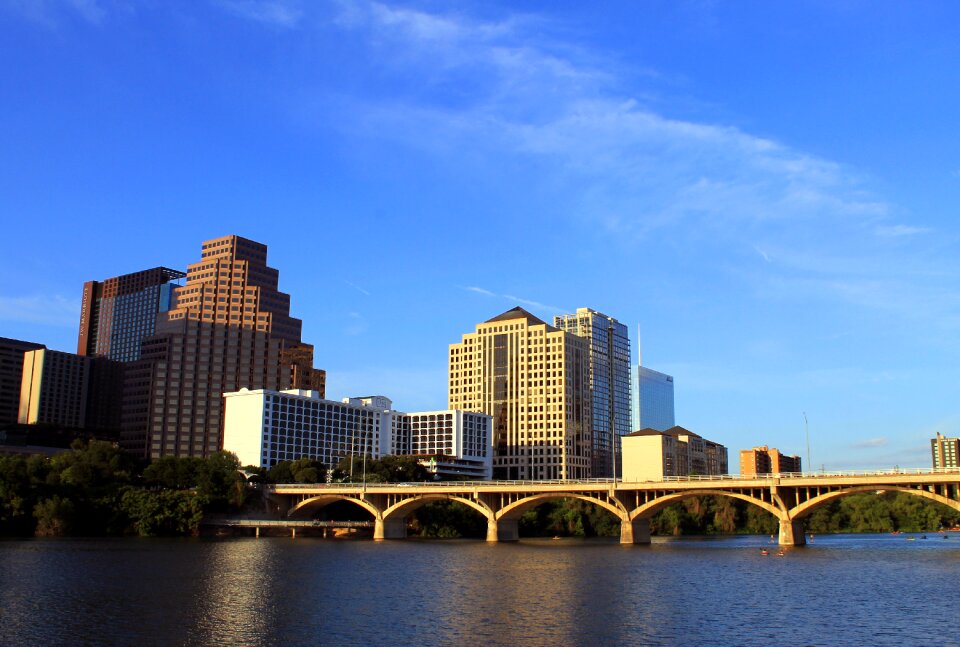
{"left": 803, "top": 412, "right": 811, "bottom": 475}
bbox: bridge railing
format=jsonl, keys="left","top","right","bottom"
{"left": 261, "top": 467, "right": 960, "bottom": 491}
{"left": 265, "top": 477, "right": 619, "bottom": 490}
{"left": 655, "top": 467, "right": 960, "bottom": 482}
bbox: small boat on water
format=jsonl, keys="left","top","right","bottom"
{"left": 760, "top": 549, "right": 769, "bottom": 555}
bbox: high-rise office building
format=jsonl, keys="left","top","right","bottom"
{"left": 0, "top": 337, "right": 45, "bottom": 424}
{"left": 448, "top": 307, "right": 592, "bottom": 480}
{"left": 931, "top": 432, "right": 960, "bottom": 469}
{"left": 634, "top": 366, "right": 675, "bottom": 432}
{"left": 78, "top": 267, "right": 186, "bottom": 362}
{"left": 123, "top": 235, "right": 325, "bottom": 458}
{"left": 554, "top": 307, "right": 631, "bottom": 478}
{"left": 740, "top": 445, "right": 802, "bottom": 476}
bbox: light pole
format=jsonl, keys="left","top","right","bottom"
{"left": 361, "top": 427, "right": 367, "bottom": 491}
{"left": 611, "top": 433, "right": 617, "bottom": 483}
{"left": 803, "top": 412, "right": 810, "bottom": 475}
{"left": 349, "top": 425, "right": 355, "bottom": 480}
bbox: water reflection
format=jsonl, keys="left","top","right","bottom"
{"left": 189, "top": 540, "right": 283, "bottom": 646}
{"left": 3, "top": 534, "right": 960, "bottom": 646}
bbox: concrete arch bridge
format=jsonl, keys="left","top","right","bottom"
{"left": 264, "top": 470, "right": 960, "bottom": 546}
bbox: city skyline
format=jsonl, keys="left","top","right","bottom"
{"left": 2, "top": 2, "right": 959, "bottom": 471}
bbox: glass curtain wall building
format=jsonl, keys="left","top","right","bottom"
{"left": 78, "top": 267, "right": 186, "bottom": 362}
{"left": 633, "top": 366, "right": 675, "bottom": 432}
{"left": 554, "top": 308, "right": 631, "bottom": 478}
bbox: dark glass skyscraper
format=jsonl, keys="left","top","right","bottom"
{"left": 554, "top": 308, "right": 631, "bottom": 478}
{"left": 78, "top": 267, "right": 186, "bottom": 362}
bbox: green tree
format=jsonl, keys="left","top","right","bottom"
{"left": 33, "top": 495, "right": 76, "bottom": 536}
{"left": 119, "top": 488, "right": 206, "bottom": 536}
{"left": 48, "top": 439, "right": 137, "bottom": 490}
{"left": 335, "top": 455, "right": 430, "bottom": 483}
{"left": 0, "top": 454, "right": 50, "bottom": 535}
{"left": 143, "top": 456, "right": 205, "bottom": 489}
{"left": 413, "top": 501, "right": 488, "bottom": 538}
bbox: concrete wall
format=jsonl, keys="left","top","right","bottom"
{"left": 622, "top": 434, "right": 666, "bottom": 481}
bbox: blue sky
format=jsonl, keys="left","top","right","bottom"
{"left": 2, "top": 1, "right": 958, "bottom": 470}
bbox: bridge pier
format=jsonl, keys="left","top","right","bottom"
{"left": 620, "top": 517, "right": 651, "bottom": 544}
{"left": 374, "top": 518, "right": 406, "bottom": 540}
{"left": 486, "top": 518, "right": 499, "bottom": 542}
{"left": 778, "top": 518, "right": 806, "bottom": 546}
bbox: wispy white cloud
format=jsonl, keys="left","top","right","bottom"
{"left": 874, "top": 224, "right": 931, "bottom": 237}
{"left": 344, "top": 280, "right": 371, "bottom": 296}
{"left": 231, "top": 2, "right": 959, "bottom": 334}
{"left": 312, "top": 2, "right": 892, "bottom": 250}
{"left": 3, "top": 0, "right": 111, "bottom": 26}
{"left": 465, "top": 286, "right": 496, "bottom": 297}
{"left": 850, "top": 437, "right": 888, "bottom": 449}
{"left": 216, "top": 0, "right": 301, "bottom": 27}
{"left": 0, "top": 294, "right": 80, "bottom": 327}
{"left": 461, "top": 286, "right": 559, "bottom": 313}
{"left": 503, "top": 294, "right": 560, "bottom": 312}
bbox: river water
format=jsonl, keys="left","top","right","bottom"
{"left": 1, "top": 533, "right": 958, "bottom": 646}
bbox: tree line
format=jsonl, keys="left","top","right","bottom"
{"left": 3, "top": 441, "right": 958, "bottom": 538}
{"left": 410, "top": 493, "right": 960, "bottom": 539}
{"left": 0, "top": 442, "right": 434, "bottom": 537}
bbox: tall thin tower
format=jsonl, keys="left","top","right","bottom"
{"left": 554, "top": 307, "right": 632, "bottom": 478}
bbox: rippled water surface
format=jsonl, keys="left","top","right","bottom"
{"left": 2, "top": 533, "right": 959, "bottom": 646}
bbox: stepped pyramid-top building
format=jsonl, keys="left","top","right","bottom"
{"left": 122, "top": 235, "right": 325, "bottom": 458}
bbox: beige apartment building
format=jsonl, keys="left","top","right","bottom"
{"left": 931, "top": 432, "right": 960, "bottom": 469}
{"left": 449, "top": 307, "right": 592, "bottom": 480}
{"left": 622, "top": 426, "right": 729, "bottom": 481}
{"left": 740, "top": 445, "right": 802, "bottom": 476}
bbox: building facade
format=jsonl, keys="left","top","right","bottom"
{"left": 17, "top": 348, "right": 122, "bottom": 433}
{"left": 740, "top": 445, "right": 802, "bottom": 476}
{"left": 123, "top": 235, "right": 325, "bottom": 459}
{"left": 931, "top": 433, "right": 960, "bottom": 469}
{"left": 633, "top": 366, "right": 675, "bottom": 432}
{"left": 0, "top": 337, "right": 45, "bottom": 425}
{"left": 449, "top": 307, "right": 592, "bottom": 480}
{"left": 78, "top": 267, "right": 186, "bottom": 362}
{"left": 554, "top": 308, "right": 631, "bottom": 478}
{"left": 223, "top": 388, "right": 492, "bottom": 479}
{"left": 622, "top": 426, "right": 728, "bottom": 481}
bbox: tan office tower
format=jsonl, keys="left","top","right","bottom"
{"left": 449, "top": 307, "right": 592, "bottom": 480}
{"left": 124, "top": 235, "right": 325, "bottom": 458}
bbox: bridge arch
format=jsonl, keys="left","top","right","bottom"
{"left": 381, "top": 495, "right": 495, "bottom": 525}
{"left": 791, "top": 485, "right": 960, "bottom": 520}
{"left": 629, "top": 489, "right": 784, "bottom": 522}
{"left": 288, "top": 494, "right": 381, "bottom": 520}
{"left": 496, "top": 493, "right": 628, "bottom": 522}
